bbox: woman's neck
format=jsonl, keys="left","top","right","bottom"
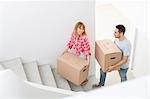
{"left": 75, "top": 34, "right": 81, "bottom": 39}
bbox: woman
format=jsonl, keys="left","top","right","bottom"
{"left": 63, "top": 21, "right": 91, "bottom": 85}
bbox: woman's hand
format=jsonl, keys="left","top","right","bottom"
{"left": 86, "top": 55, "right": 90, "bottom": 65}
{"left": 62, "top": 48, "right": 68, "bottom": 55}
{"left": 86, "top": 60, "right": 90, "bottom": 65}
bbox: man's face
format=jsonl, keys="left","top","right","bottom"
{"left": 114, "top": 28, "right": 120, "bottom": 38}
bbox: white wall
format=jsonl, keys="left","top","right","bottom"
{"left": 96, "top": 0, "right": 148, "bottom": 78}
{"left": 147, "top": 0, "right": 150, "bottom": 74}
{"left": 0, "top": 0, "right": 95, "bottom": 76}
{"left": 119, "top": 1, "right": 148, "bottom": 77}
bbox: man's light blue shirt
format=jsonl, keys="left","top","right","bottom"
{"left": 114, "top": 38, "right": 131, "bottom": 69}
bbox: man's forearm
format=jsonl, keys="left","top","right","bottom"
{"left": 111, "top": 57, "right": 128, "bottom": 68}
{"left": 112, "top": 60, "right": 124, "bottom": 68}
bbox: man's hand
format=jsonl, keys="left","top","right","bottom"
{"left": 107, "top": 66, "right": 114, "bottom": 72}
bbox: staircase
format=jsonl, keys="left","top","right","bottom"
{"left": 0, "top": 57, "right": 98, "bottom": 92}
{"left": 0, "top": 70, "right": 79, "bottom": 99}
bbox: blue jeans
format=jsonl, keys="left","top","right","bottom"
{"left": 99, "top": 68, "right": 128, "bottom": 86}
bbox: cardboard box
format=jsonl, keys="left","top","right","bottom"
{"left": 95, "top": 39, "right": 122, "bottom": 72}
{"left": 57, "top": 52, "right": 89, "bottom": 85}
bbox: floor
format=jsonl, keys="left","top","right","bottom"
{"left": 95, "top": 61, "right": 135, "bottom": 87}
{"left": 67, "top": 62, "right": 136, "bottom": 92}
{"left": 68, "top": 75, "right": 98, "bottom": 92}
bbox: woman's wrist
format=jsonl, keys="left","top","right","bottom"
{"left": 86, "top": 56, "right": 90, "bottom": 64}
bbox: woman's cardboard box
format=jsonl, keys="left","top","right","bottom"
{"left": 57, "top": 52, "right": 89, "bottom": 85}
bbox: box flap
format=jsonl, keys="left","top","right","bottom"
{"left": 58, "top": 52, "right": 88, "bottom": 70}
{"left": 96, "top": 39, "right": 121, "bottom": 54}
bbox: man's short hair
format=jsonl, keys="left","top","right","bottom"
{"left": 116, "top": 24, "right": 126, "bottom": 35}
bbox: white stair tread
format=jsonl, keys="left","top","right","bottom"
{"left": 52, "top": 68, "right": 71, "bottom": 90}
{"left": 23, "top": 61, "right": 42, "bottom": 84}
{"left": 68, "top": 76, "right": 98, "bottom": 92}
{"left": 38, "top": 64, "right": 57, "bottom": 87}
{"left": 0, "top": 64, "right": 4, "bottom": 70}
{"left": 0, "top": 70, "right": 74, "bottom": 99}
{"left": 1, "top": 58, "right": 27, "bottom": 80}
{"left": 68, "top": 81, "right": 84, "bottom": 92}
{"left": 82, "top": 75, "right": 98, "bottom": 91}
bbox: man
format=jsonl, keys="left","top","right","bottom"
{"left": 93, "top": 24, "right": 131, "bottom": 88}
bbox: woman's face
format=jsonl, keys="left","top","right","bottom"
{"left": 77, "top": 26, "right": 84, "bottom": 35}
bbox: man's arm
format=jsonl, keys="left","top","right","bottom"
{"left": 107, "top": 56, "right": 128, "bottom": 72}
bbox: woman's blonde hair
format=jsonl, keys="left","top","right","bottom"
{"left": 74, "top": 21, "right": 87, "bottom": 37}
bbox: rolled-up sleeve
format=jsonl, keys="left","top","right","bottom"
{"left": 82, "top": 37, "right": 91, "bottom": 56}
{"left": 67, "top": 33, "right": 74, "bottom": 49}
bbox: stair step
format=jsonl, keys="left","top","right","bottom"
{"left": 82, "top": 75, "right": 98, "bottom": 91}
{"left": 38, "top": 64, "right": 57, "bottom": 87}
{"left": 0, "top": 58, "right": 27, "bottom": 80}
{"left": 68, "top": 81, "right": 84, "bottom": 92}
{"left": 0, "top": 64, "right": 4, "bottom": 70}
{"left": 52, "top": 68, "right": 71, "bottom": 90}
{"left": 68, "top": 75, "right": 98, "bottom": 92}
{"left": 23, "top": 61, "right": 42, "bottom": 84}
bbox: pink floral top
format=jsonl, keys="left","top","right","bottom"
{"left": 67, "top": 32, "right": 91, "bottom": 57}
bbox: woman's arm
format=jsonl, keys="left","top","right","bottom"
{"left": 62, "top": 32, "right": 74, "bottom": 55}
{"left": 86, "top": 55, "right": 90, "bottom": 65}
{"left": 67, "top": 32, "right": 74, "bottom": 49}
{"left": 83, "top": 36, "right": 91, "bottom": 65}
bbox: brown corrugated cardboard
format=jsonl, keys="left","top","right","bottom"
{"left": 95, "top": 39, "right": 122, "bottom": 72}
{"left": 57, "top": 52, "right": 89, "bottom": 85}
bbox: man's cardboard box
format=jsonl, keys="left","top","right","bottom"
{"left": 57, "top": 52, "right": 89, "bottom": 85}
{"left": 95, "top": 39, "right": 122, "bottom": 72}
